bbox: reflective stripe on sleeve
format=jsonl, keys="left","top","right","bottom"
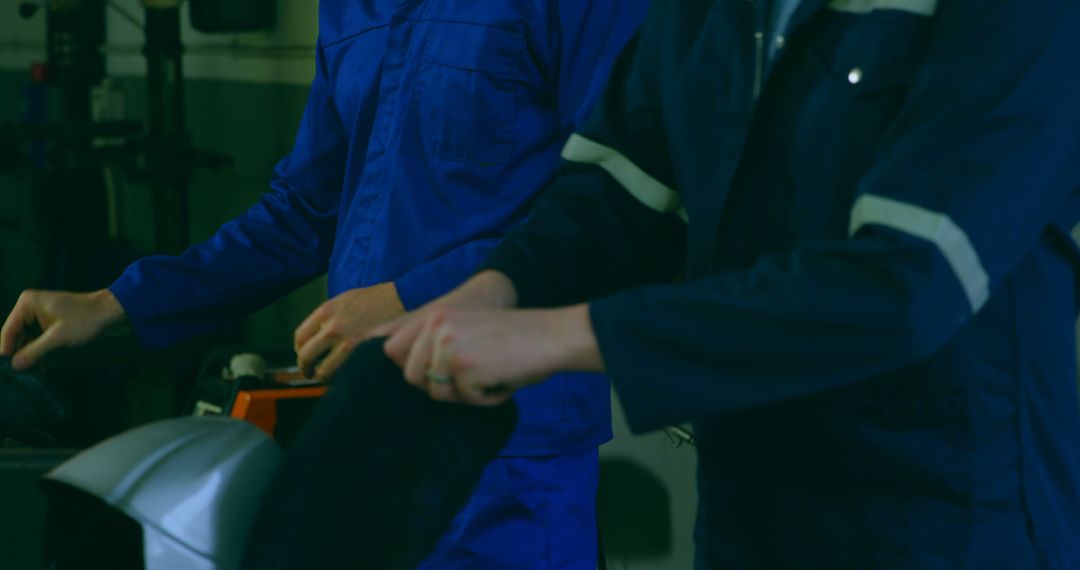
{"left": 850, "top": 193, "right": 990, "bottom": 312}
{"left": 828, "top": 0, "right": 937, "bottom": 16}
{"left": 562, "top": 134, "right": 687, "bottom": 222}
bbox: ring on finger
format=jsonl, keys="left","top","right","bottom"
{"left": 426, "top": 370, "right": 452, "bottom": 385}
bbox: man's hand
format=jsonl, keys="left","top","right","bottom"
{"left": 369, "top": 270, "right": 518, "bottom": 359}
{"left": 382, "top": 304, "right": 605, "bottom": 406}
{"left": 294, "top": 282, "right": 406, "bottom": 379}
{"left": 0, "top": 289, "right": 126, "bottom": 371}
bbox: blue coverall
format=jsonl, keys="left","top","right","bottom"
{"left": 108, "top": 1, "right": 648, "bottom": 566}
{"left": 482, "top": 0, "right": 1080, "bottom": 567}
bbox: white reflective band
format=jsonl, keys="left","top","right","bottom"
{"left": 828, "top": 0, "right": 937, "bottom": 16}
{"left": 561, "top": 134, "right": 686, "bottom": 220}
{"left": 849, "top": 194, "right": 990, "bottom": 312}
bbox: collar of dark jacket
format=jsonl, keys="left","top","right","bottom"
{"left": 783, "top": 0, "right": 833, "bottom": 38}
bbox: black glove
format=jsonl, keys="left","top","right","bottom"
{"left": 240, "top": 338, "right": 519, "bottom": 570}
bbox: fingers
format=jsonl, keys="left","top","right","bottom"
{"left": 11, "top": 326, "right": 62, "bottom": 371}
{"left": 457, "top": 379, "right": 513, "bottom": 407}
{"left": 293, "top": 304, "right": 327, "bottom": 354}
{"left": 1, "top": 291, "right": 35, "bottom": 357}
{"left": 389, "top": 308, "right": 518, "bottom": 408}
{"left": 402, "top": 313, "right": 443, "bottom": 389}
{"left": 384, "top": 314, "right": 428, "bottom": 366}
{"left": 296, "top": 326, "right": 335, "bottom": 379}
{"left": 426, "top": 324, "right": 459, "bottom": 402}
{"left": 313, "top": 340, "right": 357, "bottom": 381}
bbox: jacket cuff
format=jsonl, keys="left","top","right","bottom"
{"left": 480, "top": 244, "right": 556, "bottom": 309}
{"left": 108, "top": 267, "right": 163, "bottom": 349}
{"left": 393, "top": 268, "right": 450, "bottom": 311}
{"left": 588, "top": 292, "right": 670, "bottom": 434}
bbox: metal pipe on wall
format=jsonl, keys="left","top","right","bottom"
{"left": 142, "top": 0, "right": 190, "bottom": 254}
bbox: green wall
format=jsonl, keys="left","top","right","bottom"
{"left": 0, "top": 69, "right": 325, "bottom": 350}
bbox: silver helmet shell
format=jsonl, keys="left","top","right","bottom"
{"left": 44, "top": 417, "right": 282, "bottom": 569}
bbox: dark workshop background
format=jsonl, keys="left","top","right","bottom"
{"left": 0, "top": 2, "right": 698, "bottom": 569}
{"left": 3, "top": 2, "right": 1077, "bottom": 569}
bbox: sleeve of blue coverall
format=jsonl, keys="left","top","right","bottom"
{"left": 483, "top": 10, "right": 687, "bottom": 309}
{"left": 588, "top": 0, "right": 1080, "bottom": 432}
{"left": 392, "top": 0, "right": 651, "bottom": 310}
{"left": 108, "top": 44, "right": 349, "bottom": 349}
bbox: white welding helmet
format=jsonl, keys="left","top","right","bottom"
{"left": 42, "top": 416, "right": 282, "bottom": 569}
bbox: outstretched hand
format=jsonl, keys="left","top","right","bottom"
{"left": 0, "top": 289, "right": 125, "bottom": 371}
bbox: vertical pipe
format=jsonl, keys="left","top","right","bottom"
{"left": 47, "top": 0, "right": 106, "bottom": 121}
{"left": 39, "top": 0, "right": 110, "bottom": 289}
{"left": 143, "top": 0, "right": 191, "bottom": 254}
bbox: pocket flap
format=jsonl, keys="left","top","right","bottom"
{"left": 417, "top": 21, "right": 523, "bottom": 75}
{"left": 815, "top": 15, "right": 931, "bottom": 95}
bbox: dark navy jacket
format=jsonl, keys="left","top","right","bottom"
{"left": 109, "top": 0, "right": 649, "bottom": 455}
{"left": 486, "top": 0, "right": 1080, "bottom": 566}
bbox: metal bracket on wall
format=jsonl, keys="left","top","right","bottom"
{"left": 663, "top": 425, "right": 696, "bottom": 448}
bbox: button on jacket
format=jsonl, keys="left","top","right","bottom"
{"left": 109, "top": 0, "right": 649, "bottom": 455}
{"left": 484, "top": 0, "right": 1080, "bottom": 567}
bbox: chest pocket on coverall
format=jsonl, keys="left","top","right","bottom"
{"left": 400, "top": 21, "right": 524, "bottom": 165}
{"left": 788, "top": 12, "right": 932, "bottom": 241}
